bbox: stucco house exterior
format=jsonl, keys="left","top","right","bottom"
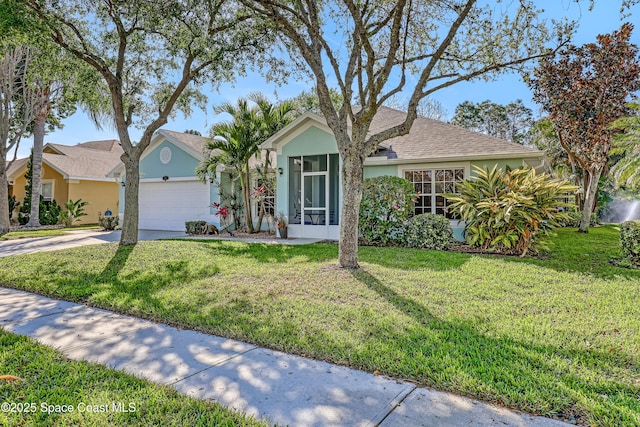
{"left": 262, "top": 107, "right": 546, "bottom": 240}
{"left": 7, "top": 140, "right": 123, "bottom": 224}
{"left": 109, "top": 130, "right": 218, "bottom": 231}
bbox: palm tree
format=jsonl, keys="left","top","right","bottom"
{"left": 610, "top": 103, "right": 640, "bottom": 190}
{"left": 248, "top": 92, "right": 294, "bottom": 230}
{"left": 197, "top": 94, "right": 294, "bottom": 233}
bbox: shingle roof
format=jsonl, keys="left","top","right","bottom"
{"left": 7, "top": 140, "right": 123, "bottom": 180}
{"left": 367, "top": 107, "right": 540, "bottom": 161}
{"left": 161, "top": 129, "right": 276, "bottom": 169}
{"left": 5, "top": 157, "right": 28, "bottom": 178}
{"left": 161, "top": 130, "right": 211, "bottom": 154}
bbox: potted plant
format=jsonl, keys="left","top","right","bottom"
{"left": 275, "top": 211, "right": 288, "bottom": 239}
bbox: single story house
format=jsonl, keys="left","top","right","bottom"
{"left": 110, "top": 129, "right": 274, "bottom": 231}
{"left": 7, "top": 140, "right": 123, "bottom": 224}
{"left": 262, "top": 106, "right": 546, "bottom": 240}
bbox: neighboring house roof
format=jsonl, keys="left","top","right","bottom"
{"left": 263, "top": 106, "right": 543, "bottom": 164}
{"left": 7, "top": 139, "right": 123, "bottom": 181}
{"left": 5, "top": 158, "right": 28, "bottom": 180}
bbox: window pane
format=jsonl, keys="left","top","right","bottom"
{"left": 455, "top": 169, "right": 464, "bottom": 181}
{"left": 329, "top": 153, "right": 339, "bottom": 225}
{"left": 423, "top": 170, "right": 432, "bottom": 182}
{"left": 414, "top": 183, "right": 422, "bottom": 194}
{"left": 303, "top": 155, "right": 327, "bottom": 172}
{"left": 288, "top": 157, "right": 301, "bottom": 224}
{"left": 435, "top": 183, "right": 444, "bottom": 193}
{"left": 303, "top": 209, "right": 326, "bottom": 225}
{"left": 304, "top": 175, "right": 326, "bottom": 208}
{"left": 423, "top": 182, "right": 432, "bottom": 194}
{"left": 41, "top": 183, "right": 52, "bottom": 201}
{"left": 405, "top": 171, "right": 413, "bottom": 181}
{"left": 444, "top": 182, "right": 456, "bottom": 193}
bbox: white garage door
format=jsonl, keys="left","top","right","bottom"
{"left": 139, "top": 181, "right": 211, "bottom": 231}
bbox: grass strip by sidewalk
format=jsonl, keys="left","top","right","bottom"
{"left": 0, "top": 229, "right": 68, "bottom": 241}
{"left": 1, "top": 225, "right": 102, "bottom": 241}
{"left": 0, "top": 330, "right": 265, "bottom": 426}
{"left": 0, "top": 226, "right": 638, "bottom": 426}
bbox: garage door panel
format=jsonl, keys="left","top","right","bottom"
{"left": 139, "top": 181, "right": 212, "bottom": 231}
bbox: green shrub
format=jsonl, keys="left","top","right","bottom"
{"left": 60, "top": 199, "right": 89, "bottom": 227}
{"left": 446, "top": 166, "right": 577, "bottom": 256}
{"left": 559, "top": 209, "right": 600, "bottom": 228}
{"left": 8, "top": 195, "right": 19, "bottom": 220}
{"left": 403, "top": 213, "right": 453, "bottom": 250}
{"left": 18, "top": 198, "right": 61, "bottom": 225}
{"left": 620, "top": 220, "right": 640, "bottom": 266}
{"left": 99, "top": 213, "right": 119, "bottom": 231}
{"left": 359, "top": 176, "right": 417, "bottom": 245}
{"left": 40, "top": 200, "right": 62, "bottom": 225}
{"left": 185, "top": 220, "right": 207, "bottom": 235}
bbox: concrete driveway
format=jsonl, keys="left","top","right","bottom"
{"left": 0, "top": 229, "right": 188, "bottom": 258}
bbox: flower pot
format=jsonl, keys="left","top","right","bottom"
{"left": 279, "top": 227, "right": 288, "bottom": 239}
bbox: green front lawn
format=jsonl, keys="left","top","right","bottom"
{"left": 0, "top": 226, "right": 638, "bottom": 426}
{"left": 0, "top": 331, "right": 263, "bottom": 426}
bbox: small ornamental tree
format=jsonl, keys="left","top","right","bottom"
{"left": 528, "top": 23, "right": 640, "bottom": 233}
{"left": 359, "top": 176, "right": 416, "bottom": 246}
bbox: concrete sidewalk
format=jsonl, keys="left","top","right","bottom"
{"left": 0, "top": 287, "right": 570, "bottom": 427}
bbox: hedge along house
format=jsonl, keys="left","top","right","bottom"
{"left": 262, "top": 107, "right": 546, "bottom": 241}
{"left": 7, "top": 140, "right": 123, "bottom": 224}
{"left": 109, "top": 129, "right": 275, "bottom": 231}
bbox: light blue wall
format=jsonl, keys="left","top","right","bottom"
{"left": 140, "top": 140, "right": 200, "bottom": 179}
{"left": 364, "top": 165, "right": 399, "bottom": 179}
{"left": 470, "top": 159, "right": 527, "bottom": 175}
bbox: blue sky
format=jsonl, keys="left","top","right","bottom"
{"left": 16, "top": 0, "right": 639, "bottom": 158}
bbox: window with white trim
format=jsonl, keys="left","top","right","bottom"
{"left": 41, "top": 181, "right": 53, "bottom": 203}
{"left": 404, "top": 168, "right": 464, "bottom": 219}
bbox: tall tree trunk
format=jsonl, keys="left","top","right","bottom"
{"left": 339, "top": 153, "right": 365, "bottom": 269}
{"left": 242, "top": 165, "right": 254, "bottom": 233}
{"left": 25, "top": 104, "right": 48, "bottom": 227}
{"left": 579, "top": 168, "right": 602, "bottom": 233}
{"left": 120, "top": 153, "right": 141, "bottom": 245}
{"left": 0, "top": 154, "right": 10, "bottom": 235}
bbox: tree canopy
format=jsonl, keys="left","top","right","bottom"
{"left": 26, "top": 0, "right": 272, "bottom": 244}
{"left": 528, "top": 23, "right": 640, "bottom": 232}
{"left": 451, "top": 100, "right": 533, "bottom": 145}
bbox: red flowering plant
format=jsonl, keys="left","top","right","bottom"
{"left": 212, "top": 202, "right": 232, "bottom": 234}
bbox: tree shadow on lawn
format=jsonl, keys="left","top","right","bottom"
{"left": 346, "top": 268, "right": 640, "bottom": 425}
{"left": 194, "top": 239, "right": 472, "bottom": 271}
{"left": 5, "top": 245, "right": 220, "bottom": 317}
